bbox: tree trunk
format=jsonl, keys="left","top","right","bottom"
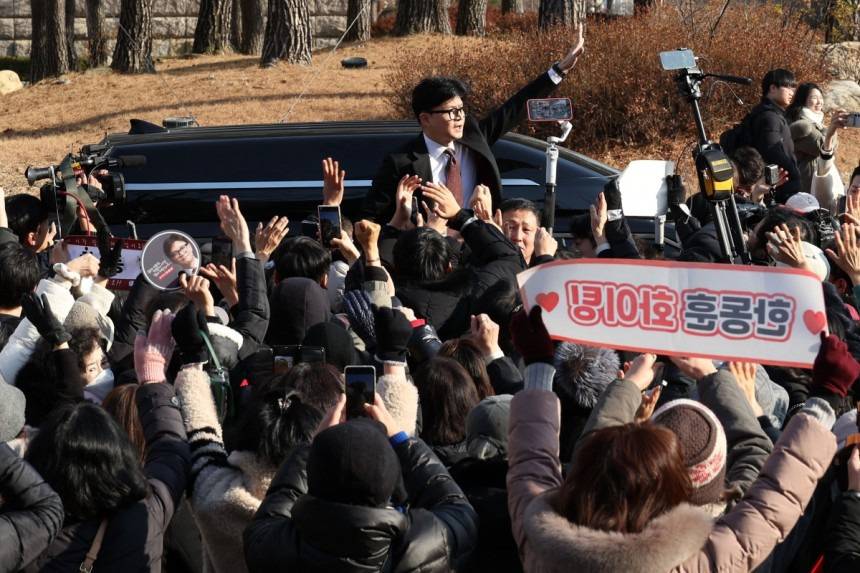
{"left": 395, "top": 0, "right": 451, "bottom": 35}
{"left": 85, "top": 0, "right": 109, "bottom": 66}
{"left": 193, "top": 0, "right": 233, "bottom": 53}
{"left": 260, "top": 0, "right": 311, "bottom": 66}
{"left": 230, "top": 0, "right": 243, "bottom": 50}
{"left": 65, "top": 0, "right": 77, "bottom": 69}
{"left": 456, "top": 0, "right": 487, "bottom": 35}
{"left": 501, "top": 0, "right": 523, "bottom": 14}
{"left": 345, "top": 0, "right": 371, "bottom": 42}
{"left": 539, "top": 0, "right": 585, "bottom": 29}
{"left": 239, "top": 0, "right": 265, "bottom": 54}
{"left": 30, "top": 0, "right": 69, "bottom": 82}
{"left": 111, "top": 0, "right": 155, "bottom": 73}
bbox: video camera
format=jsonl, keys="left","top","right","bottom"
{"left": 24, "top": 149, "right": 145, "bottom": 237}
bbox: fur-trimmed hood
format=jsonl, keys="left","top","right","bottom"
{"left": 522, "top": 492, "right": 713, "bottom": 573}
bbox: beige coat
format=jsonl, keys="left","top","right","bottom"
{"left": 507, "top": 389, "right": 837, "bottom": 573}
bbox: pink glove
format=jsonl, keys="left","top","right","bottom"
{"left": 134, "top": 309, "right": 177, "bottom": 384}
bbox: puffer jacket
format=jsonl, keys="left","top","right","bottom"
{"left": 24, "top": 384, "right": 190, "bottom": 572}
{"left": 244, "top": 436, "right": 478, "bottom": 573}
{"left": 507, "top": 389, "right": 837, "bottom": 573}
{"left": 0, "top": 443, "right": 64, "bottom": 572}
{"left": 175, "top": 366, "right": 276, "bottom": 573}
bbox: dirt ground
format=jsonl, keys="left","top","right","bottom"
{"left": 1, "top": 34, "right": 858, "bottom": 195}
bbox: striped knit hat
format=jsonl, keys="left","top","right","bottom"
{"left": 652, "top": 399, "right": 727, "bottom": 506}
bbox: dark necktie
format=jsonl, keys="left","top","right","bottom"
{"left": 444, "top": 149, "right": 463, "bottom": 206}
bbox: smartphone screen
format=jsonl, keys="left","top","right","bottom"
{"left": 345, "top": 365, "right": 376, "bottom": 418}
{"left": 211, "top": 236, "right": 233, "bottom": 268}
{"left": 272, "top": 345, "right": 301, "bottom": 375}
{"left": 526, "top": 98, "right": 573, "bottom": 122}
{"left": 318, "top": 205, "right": 341, "bottom": 248}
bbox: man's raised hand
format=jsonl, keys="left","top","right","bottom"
{"left": 557, "top": 26, "right": 585, "bottom": 73}
{"left": 421, "top": 182, "right": 461, "bottom": 219}
{"left": 322, "top": 157, "right": 345, "bottom": 206}
{"left": 255, "top": 215, "right": 289, "bottom": 264}
{"left": 216, "top": 195, "right": 252, "bottom": 253}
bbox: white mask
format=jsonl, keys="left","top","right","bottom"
{"left": 83, "top": 368, "right": 115, "bottom": 405}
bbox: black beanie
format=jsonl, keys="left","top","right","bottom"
{"left": 302, "top": 321, "right": 357, "bottom": 371}
{"left": 307, "top": 418, "right": 400, "bottom": 507}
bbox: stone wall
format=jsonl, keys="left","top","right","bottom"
{"left": 0, "top": 0, "right": 359, "bottom": 59}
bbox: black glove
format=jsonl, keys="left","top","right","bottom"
{"left": 21, "top": 292, "right": 71, "bottom": 346}
{"left": 666, "top": 175, "right": 687, "bottom": 208}
{"left": 372, "top": 305, "right": 412, "bottom": 363}
{"left": 171, "top": 304, "right": 210, "bottom": 364}
{"left": 603, "top": 178, "right": 623, "bottom": 212}
{"left": 408, "top": 322, "right": 442, "bottom": 366}
{"left": 97, "top": 226, "right": 124, "bottom": 278}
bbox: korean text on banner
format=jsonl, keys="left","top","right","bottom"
{"left": 517, "top": 259, "right": 826, "bottom": 368}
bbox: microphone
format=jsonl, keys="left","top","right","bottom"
{"left": 110, "top": 155, "right": 147, "bottom": 168}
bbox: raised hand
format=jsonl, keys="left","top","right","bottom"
{"left": 534, "top": 227, "right": 558, "bottom": 258}
{"left": 199, "top": 259, "right": 239, "bottom": 307}
{"left": 389, "top": 174, "right": 422, "bottom": 230}
{"left": 557, "top": 26, "right": 585, "bottom": 72}
{"left": 180, "top": 273, "right": 215, "bottom": 317}
{"left": 322, "top": 157, "right": 346, "bottom": 206}
{"left": 727, "top": 361, "right": 763, "bottom": 417}
{"left": 254, "top": 215, "right": 289, "bottom": 264}
{"left": 669, "top": 355, "right": 717, "bottom": 382}
{"left": 470, "top": 313, "right": 501, "bottom": 358}
{"left": 354, "top": 220, "right": 382, "bottom": 264}
{"left": 330, "top": 229, "right": 360, "bottom": 265}
{"left": 590, "top": 191, "right": 607, "bottom": 245}
{"left": 21, "top": 292, "right": 70, "bottom": 347}
{"left": 767, "top": 224, "right": 808, "bottom": 271}
{"left": 134, "top": 309, "right": 176, "bottom": 384}
{"left": 825, "top": 223, "right": 860, "bottom": 285}
{"left": 421, "top": 182, "right": 461, "bottom": 219}
{"left": 97, "top": 226, "right": 123, "bottom": 279}
{"left": 215, "top": 195, "right": 252, "bottom": 253}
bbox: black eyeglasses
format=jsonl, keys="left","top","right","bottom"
{"left": 426, "top": 106, "right": 466, "bottom": 121}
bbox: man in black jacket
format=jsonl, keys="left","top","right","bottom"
{"left": 747, "top": 68, "right": 801, "bottom": 203}
{"left": 362, "top": 30, "right": 585, "bottom": 223}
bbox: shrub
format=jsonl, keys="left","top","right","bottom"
{"left": 386, "top": 3, "right": 827, "bottom": 169}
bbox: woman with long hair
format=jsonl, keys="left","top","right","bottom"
{"left": 22, "top": 310, "right": 190, "bottom": 571}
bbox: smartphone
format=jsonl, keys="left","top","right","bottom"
{"left": 317, "top": 205, "right": 342, "bottom": 249}
{"left": 410, "top": 195, "right": 420, "bottom": 227}
{"left": 526, "top": 98, "right": 573, "bottom": 122}
{"left": 345, "top": 365, "right": 376, "bottom": 418}
{"left": 211, "top": 236, "right": 233, "bottom": 268}
{"left": 764, "top": 164, "right": 779, "bottom": 186}
{"left": 846, "top": 112, "right": 860, "bottom": 128}
{"left": 272, "top": 345, "right": 326, "bottom": 374}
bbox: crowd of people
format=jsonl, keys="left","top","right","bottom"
{"left": 1, "top": 30, "right": 860, "bottom": 573}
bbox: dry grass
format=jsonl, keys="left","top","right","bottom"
{"left": 0, "top": 33, "right": 857, "bottom": 195}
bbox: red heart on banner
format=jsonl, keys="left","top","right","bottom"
{"left": 535, "top": 292, "right": 559, "bottom": 313}
{"left": 803, "top": 310, "right": 826, "bottom": 335}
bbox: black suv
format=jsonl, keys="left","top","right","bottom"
{"left": 91, "top": 120, "right": 616, "bottom": 238}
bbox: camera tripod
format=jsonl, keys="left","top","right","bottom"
{"left": 674, "top": 65, "right": 752, "bottom": 264}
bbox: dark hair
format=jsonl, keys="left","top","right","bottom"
{"left": 393, "top": 227, "right": 452, "bottom": 282}
{"left": 162, "top": 233, "right": 189, "bottom": 258}
{"left": 5, "top": 194, "right": 48, "bottom": 241}
{"left": 68, "top": 326, "right": 104, "bottom": 374}
{"left": 761, "top": 68, "right": 796, "bottom": 97}
{"left": 103, "top": 385, "right": 147, "bottom": 464}
{"left": 754, "top": 206, "right": 813, "bottom": 250}
{"left": 0, "top": 242, "right": 40, "bottom": 308}
{"left": 411, "top": 76, "right": 468, "bottom": 118}
{"left": 26, "top": 402, "right": 148, "bottom": 520}
{"left": 438, "top": 338, "right": 494, "bottom": 399}
{"left": 275, "top": 237, "right": 332, "bottom": 283}
{"left": 228, "top": 380, "right": 323, "bottom": 467}
{"left": 555, "top": 423, "right": 692, "bottom": 533}
{"left": 786, "top": 82, "right": 823, "bottom": 122}
{"left": 279, "top": 362, "right": 344, "bottom": 413}
{"left": 730, "top": 146, "right": 765, "bottom": 187}
{"left": 499, "top": 198, "right": 542, "bottom": 224}
{"left": 414, "top": 357, "right": 480, "bottom": 445}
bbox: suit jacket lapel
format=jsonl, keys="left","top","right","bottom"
{"left": 408, "top": 133, "right": 433, "bottom": 182}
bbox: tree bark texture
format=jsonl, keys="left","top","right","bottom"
{"left": 230, "top": 0, "right": 243, "bottom": 50}
{"left": 501, "top": 0, "right": 523, "bottom": 14}
{"left": 85, "top": 0, "right": 109, "bottom": 66}
{"left": 111, "top": 0, "right": 155, "bottom": 73}
{"left": 30, "top": 0, "right": 70, "bottom": 82}
{"left": 345, "top": 0, "right": 371, "bottom": 42}
{"left": 539, "top": 0, "right": 585, "bottom": 29}
{"left": 193, "top": 0, "right": 233, "bottom": 53}
{"left": 260, "top": 0, "right": 311, "bottom": 66}
{"left": 65, "top": 0, "right": 77, "bottom": 69}
{"left": 456, "top": 0, "right": 487, "bottom": 35}
{"left": 239, "top": 0, "right": 265, "bottom": 54}
{"left": 395, "top": 0, "right": 452, "bottom": 35}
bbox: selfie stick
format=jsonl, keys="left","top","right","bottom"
{"left": 544, "top": 121, "right": 573, "bottom": 233}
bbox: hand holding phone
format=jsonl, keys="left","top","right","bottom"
{"left": 318, "top": 205, "right": 342, "bottom": 249}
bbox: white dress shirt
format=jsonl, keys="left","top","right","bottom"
{"left": 423, "top": 134, "right": 477, "bottom": 208}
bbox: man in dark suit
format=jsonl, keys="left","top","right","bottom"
{"left": 361, "top": 30, "right": 585, "bottom": 224}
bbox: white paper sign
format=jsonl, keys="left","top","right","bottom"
{"left": 617, "top": 160, "right": 674, "bottom": 217}
{"left": 517, "top": 259, "right": 827, "bottom": 368}
{"left": 64, "top": 235, "right": 145, "bottom": 290}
